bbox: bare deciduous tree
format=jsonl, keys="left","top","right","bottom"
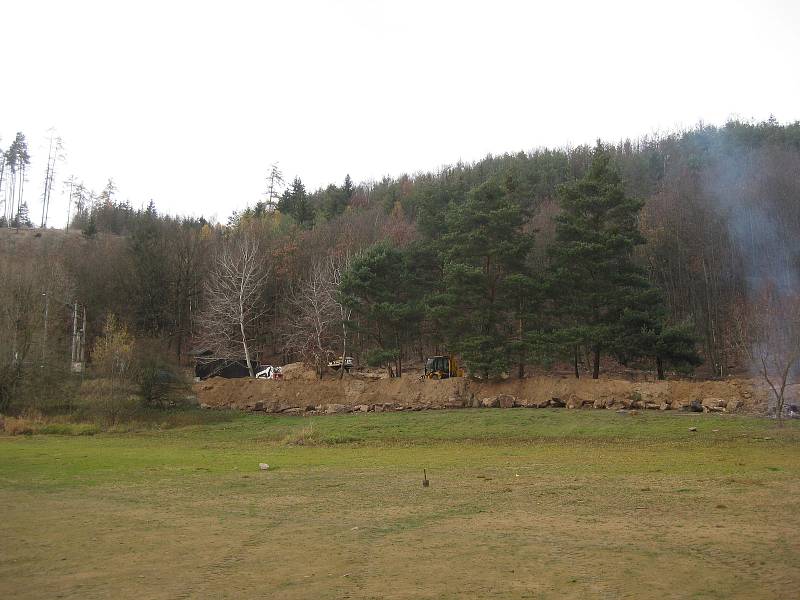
{"left": 752, "top": 288, "right": 800, "bottom": 425}
{"left": 329, "top": 254, "right": 353, "bottom": 380}
{"left": 0, "top": 254, "right": 73, "bottom": 412}
{"left": 199, "top": 235, "right": 270, "bottom": 377}
{"left": 284, "top": 260, "right": 338, "bottom": 378}
{"left": 283, "top": 255, "right": 355, "bottom": 379}
{"left": 0, "top": 264, "right": 39, "bottom": 411}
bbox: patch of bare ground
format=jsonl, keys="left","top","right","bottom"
{"left": 196, "top": 367, "right": 784, "bottom": 415}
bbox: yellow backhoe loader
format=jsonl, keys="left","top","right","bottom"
{"left": 424, "top": 355, "right": 463, "bottom": 379}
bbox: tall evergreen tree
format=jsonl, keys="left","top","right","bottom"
{"left": 616, "top": 294, "right": 702, "bottom": 379}
{"left": 431, "top": 177, "right": 535, "bottom": 378}
{"left": 278, "top": 177, "right": 313, "bottom": 228}
{"left": 342, "top": 174, "right": 354, "bottom": 199}
{"left": 13, "top": 201, "right": 33, "bottom": 228}
{"left": 548, "top": 148, "right": 659, "bottom": 378}
{"left": 82, "top": 214, "right": 97, "bottom": 238}
{"left": 4, "top": 133, "right": 30, "bottom": 225}
{"left": 129, "top": 214, "right": 169, "bottom": 334}
{"left": 339, "top": 242, "right": 429, "bottom": 377}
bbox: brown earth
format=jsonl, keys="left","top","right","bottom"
{"left": 195, "top": 363, "right": 793, "bottom": 415}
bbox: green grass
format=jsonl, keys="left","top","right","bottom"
{"left": 1, "top": 409, "right": 799, "bottom": 599}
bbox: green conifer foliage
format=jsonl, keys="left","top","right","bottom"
{"left": 339, "top": 243, "right": 427, "bottom": 377}
{"left": 548, "top": 149, "right": 656, "bottom": 378}
{"left": 432, "top": 177, "right": 535, "bottom": 378}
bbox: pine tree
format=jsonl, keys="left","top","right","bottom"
{"left": 322, "top": 175, "right": 355, "bottom": 220}
{"left": 277, "top": 177, "right": 313, "bottom": 227}
{"left": 343, "top": 174, "right": 354, "bottom": 199}
{"left": 548, "top": 148, "right": 655, "bottom": 379}
{"left": 13, "top": 201, "right": 33, "bottom": 228}
{"left": 431, "top": 177, "right": 535, "bottom": 378}
{"left": 617, "top": 296, "right": 702, "bottom": 379}
{"left": 129, "top": 214, "right": 169, "bottom": 334}
{"left": 339, "top": 242, "right": 429, "bottom": 377}
{"left": 82, "top": 214, "right": 97, "bottom": 238}
{"left": 4, "top": 133, "right": 30, "bottom": 225}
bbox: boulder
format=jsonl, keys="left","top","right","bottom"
{"left": 373, "top": 404, "right": 384, "bottom": 413}
{"left": 481, "top": 396, "right": 500, "bottom": 408}
{"left": 702, "top": 397, "right": 727, "bottom": 409}
{"left": 281, "top": 407, "right": 303, "bottom": 415}
{"left": 549, "top": 397, "right": 565, "bottom": 408}
{"left": 566, "top": 394, "right": 591, "bottom": 409}
{"left": 445, "top": 398, "right": 465, "bottom": 409}
{"left": 325, "top": 403, "right": 349, "bottom": 414}
{"left": 727, "top": 399, "right": 741, "bottom": 413}
{"left": 497, "top": 394, "right": 516, "bottom": 408}
{"left": 355, "top": 404, "right": 370, "bottom": 412}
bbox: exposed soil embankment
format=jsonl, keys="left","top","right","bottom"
{"left": 195, "top": 367, "right": 788, "bottom": 415}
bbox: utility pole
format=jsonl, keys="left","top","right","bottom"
{"left": 70, "top": 302, "right": 87, "bottom": 373}
{"left": 80, "top": 305, "right": 86, "bottom": 364}
{"left": 71, "top": 301, "right": 79, "bottom": 366}
{"left": 41, "top": 292, "right": 49, "bottom": 365}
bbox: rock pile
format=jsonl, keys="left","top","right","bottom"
{"left": 195, "top": 373, "right": 776, "bottom": 416}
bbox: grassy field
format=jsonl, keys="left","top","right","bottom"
{"left": 1, "top": 409, "right": 799, "bottom": 599}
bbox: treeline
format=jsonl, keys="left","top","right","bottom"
{"left": 2, "top": 118, "right": 800, "bottom": 414}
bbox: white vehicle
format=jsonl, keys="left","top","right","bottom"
{"left": 255, "top": 365, "right": 283, "bottom": 380}
{"left": 328, "top": 356, "right": 355, "bottom": 371}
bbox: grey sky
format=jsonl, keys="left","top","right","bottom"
{"left": 2, "top": 0, "right": 799, "bottom": 226}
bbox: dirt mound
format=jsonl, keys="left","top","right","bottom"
{"left": 279, "top": 362, "right": 318, "bottom": 381}
{"left": 194, "top": 374, "right": 780, "bottom": 416}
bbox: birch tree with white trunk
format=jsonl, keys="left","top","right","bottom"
{"left": 284, "top": 260, "right": 338, "bottom": 378}
{"left": 199, "top": 235, "right": 270, "bottom": 377}
{"left": 329, "top": 254, "right": 353, "bottom": 379}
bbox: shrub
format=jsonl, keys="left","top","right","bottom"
{"left": 135, "top": 356, "right": 187, "bottom": 409}
{"left": 75, "top": 378, "right": 141, "bottom": 426}
{"left": 2, "top": 416, "right": 34, "bottom": 435}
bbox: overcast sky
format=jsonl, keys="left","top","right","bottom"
{"left": 2, "top": 0, "right": 799, "bottom": 226}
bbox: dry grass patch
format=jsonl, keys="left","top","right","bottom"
{"left": 281, "top": 424, "right": 320, "bottom": 446}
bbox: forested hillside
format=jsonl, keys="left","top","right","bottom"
{"left": 2, "top": 119, "right": 799, "bottom": 414}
